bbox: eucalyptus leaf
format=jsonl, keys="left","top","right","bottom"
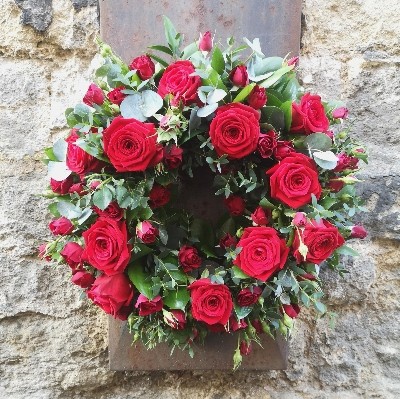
{"left": 304, "top": 133, "right": 332, "bottom": 152}
{"left": 57, "top": 201, "right": 82, "bottom": 219}
{"left": 197, "top": 103, "right": 218, "bottom": 118}
{"left": 234, "top": 304, "right": 253, "bottom": 320}
{"left": 207, "top": 89, "right": 227, "bottom": 104}
{"left": 120, "top": 94, "right": 146, "bottom": 121}
{"left": 48, "top": 161, "right": 72, "bottom": 181}
{"left": 313, "top": 151, "right": 338, "bottom": 170}
{"left": 231, "top": 265, "right": 251, "bottom": 280}
{"left": 141, "top": 90, "right": 164, "bottom": 117}
{"left": 52, "top": 139, "right": 67, "bottom": 161}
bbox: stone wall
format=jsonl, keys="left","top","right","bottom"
{"left": 0, "top": 0, "right": 399, "bottom": 398}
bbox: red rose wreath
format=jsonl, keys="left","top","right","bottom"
{"left": 40, "top": 18, "right": 368, "bottom": 369}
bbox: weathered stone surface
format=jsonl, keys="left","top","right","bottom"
{"left": 71, "top": 0, "right": 97, "bottom": 11}
{"left": 14, "top": 0, "right": 53, "bottom": 32}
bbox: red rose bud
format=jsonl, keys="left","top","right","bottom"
{"left": 68, "top": 183, "right": 85, "bottom": 195}
{"left": 333, "top": 153, "right": 359, "bottom": 172}
{"left": 83, "top": 83, "right": 104, "bottom": 106}
{"left": 282, "top": 304, "right": 301, "bottom": 318}
{"left": 178, "top": 245, "right": 202, "bottom": 273}
{"left": 251, "top": 206, "right": 269, "bottom": 226}
{"left": 327, "top": 179, "right": 344, "bottom": 193}
{"left": 38, "top": 243, "right": 51, "bottom": 261}
{"left": 287, "top": 56, "right": 299, "bottom": 66}
{"left": 251, "top": 319, "right": 263, "bottom": 334}
{"left": 89, "top": 180, "right": 101, "bottom": 190}
{"left": 258, "top": 130, "right": 277, "bottom": 158}
{"left": 163, "top": 145, "right": 183, "bottom": 169}
{"left": 274, "top": 140, "right": 294, "bottom": 160}
{"left": 237, "top": 286, "right": 262, "bottom": 307}
{"left": 135, "top": 294, "right": 163, "bottom": 316}
{"left": 50, "top": 176, "right": 74, "bottom": 194}
{"left": 351, "top": 225, "right": 368, "bottom": 239}
{"left": 49, "top": 217, "right": 74, "bottom": 236}
{"left": 129, "top": 55, "right": 155, "bottom": 80}
{"left": 199, "top": 30, "right": 213, "bottom": 52}
{"left": 324, "top": 130, "right": 334, "bottom": 139}
{"left": 149, "top": 185, "right": 171, "bottom": 208}
{"left": 332, "top": 107, "right": 349, "bottom": 119}
{"left": 136, "top": 221, "right": 159, "bottom": 244}
{"left": 293, "top": 212, "right": 307, "bottom": 227}
{"left": 88, "top": 274, "right": 134, "bottom": 320}
{"left": 248, "top": 85, "right": 267, "bottom": 109}
{"left": 297, "top": 273, "right": 317, "bottom": 281}
{"left": 229, "top": 65, "right": 249, "bottom": 87}
{"left": 224, "top": 195, "right": 245, "bottom": 216}
{"left": 60, "top": 242, "right": 84, "bottom": 270}
{"left": 239, "top": 341, "right": 252, "bottom": 356}
{"left": 219, "top": 233, "right": 237, "bottom": 249}
{"left": 71, "top": 271, "right": 95, "bottom": 289}
{"left": 93, "top": 201, "right": 124, "bottom": 220}
{"left": 107, "top": 86, "right": 127, "bottom": 105}
{"left": 164, "top": 310, "right": 187, "bottom": 330}
{"left": 229, "top": 316, "right": 247, "bottom": 332}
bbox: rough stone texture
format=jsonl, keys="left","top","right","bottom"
{"left": 0, "top": 0, "right": 399, "bottom": 398}
{"left": 14, "top": 0, "right": 53, "bottom": 32}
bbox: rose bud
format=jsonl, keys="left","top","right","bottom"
{"left": 351, "top": 225, "right": 368, "bottom": 239}
{"left": 248, "top": 85, "right": 267, "bottom": 109}
{"left": 207, "top": 323, "right": 227, "bottom": 333}
{"left": 60, "top": 242, "right": 84, "bottom": 270}
{"left": 237, "top": 286, "right": 262, "bottom": 307}
{"left": 164, "top": 310, "right": 187, "bottom": 330}
{"left": 83, "top": 83, "right": 104, "bottom": 106}
{"left": 49, "top": 217, "right": 74, "bottom": 236}
{"left": 129, "top": 55, "right": 155, "bottom": 80}
{"left": 219, "top": 233, "right": 237, "bottom": 249}
{"left": 282, "top": 303, "right": 301, "bottom": 318}
{"left": 287, "top": 56, "right": 299, "bottom": 66}
{"left": 89, "top": 180, "right": 101, "bottom": 190}
{"left": 199, "top": 30, "right": 213, "bottom": 52}
{"left": 292, "top": 212, "right": 307, "bottom": 227}
{"left": 93, "top": 201, "right": 124, "bottom": 220}
{"left": 136, "top": 221, "right": 159, "bottom": 244}
{"left": 135, "top": 294, "right": 163, "bottom": 316}
{"left": 251, "top": 206, "right": 269, "bottom": 226}
{"left": 251, "top": 319, "right": 263, "bottom": 334}
{"left": 258, "top": 130, "right": 277, "bottom": 158}
{"left": 297, "top": 273, "right": 317, "bottom": 281}
{"left": 239, "top": 340, "right": 252, "bottom": 356}
{"left": 334, "top": 153, "right": 359, "bottom": 172}
{"left": 163, "top": 145, "right": 183, "bottom": 169}
{"left": 332, "top": 107, "right": 349, "bottom": 119}
{"left": 107, "top": 86, "right": 126, "bottom": 105}
{"left": 38, "top": 243, "right": 51, "bottom": 261}
{"left": 274, "top": 140, "right": 294, "bottom": 160}
{"left": 50, "top": 176, "right": 74, "bottom": 195}
{"left": 324, "top": 130, "right": 334, "bottom": 139}
{"left": 68, "top": 183, "right": 86, "bottom": 195}
{"left": 71, "top": 271, "right": 95, "bottom": 289}
{"left": 149, "top": 185, "right": 171, "bottom": 209}
{"left": 327, "top": 179, "right": 344, "bottom": 193}
{"left": 229, "top": 65, "right": 249, "bottom": 87}
{"left": 87, "top": 274, "right": 134, "bottom": 320}
{"left": 224, "top": 195, "right": 245, "bottom": 216}
{"left": 229, "top": 316, "right": 247, "bottom": 332}
{"left": 178, "top": 245, "right": 202, "bottom": 273}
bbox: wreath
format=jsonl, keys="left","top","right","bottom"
{"left": 41, "top": 17, "right": 368, "bottom": 369}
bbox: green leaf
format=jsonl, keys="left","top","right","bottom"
{"left": 130, "top": 244, "right": 153, "bottom": 262}
{"left": 232, "top": 83, "right": 256, "bottom": 103}
{"left": 304, "top": 133, "right": 332, "bottom": 152}
{"left": 116, "top": 186, "right": 132, "bottom": 208}
{"left": 335, "top": 245, "right": 359, "bottom": 257}
{"left": 57, "top": 201, "right": 82, "bottom": 219}
{"left": 163, "top": 287, "right": 190, "bottom": 311}
{"left": 320, "top": 196, "right": 337, "bottom": 209}
{"left": 47, "top": 161, "right": 71, "bottom": 181}
{"left": 181, "top": 42, "right": 199, "bottom": 60}
{"left": 259, "top": 65, "right": 293, "bottom": 88}
{"left": 77, "top": 208, "right": 93, "bottom": 225}
{"left": 74, "top": 103, "right": 91, "bottom": 118}
{"left": 231, "top": 265, "right": 251, "bottom": 280}
{"left": 313, "top": 151, "right": 338, "bottom": 170}
{"left": 48, "top": 202, "right": 61, "bottom": 217}
{"left": 148, "top": 45, "right": 173, "bottom": 56}
{"left": 127, "top": 261, "right": 155, "bottom": 299}
{"left": 314, "top": 301, "right": 327, "bottom": 314}
{"left": 211, "top": 47, "right": 225, "bottom": 74}
{"left": 163, "top": 16, "right": 180, "bottom": 55}
{"left": 92, "top": 187, "right": 113, "bottom": 210}
{"left": 261, "top": 106, "right": 285, "bottom": 131}
{"left": 259, "top": 197, "right": 275, "bottom": 209}
{"left": 190, "top": 218, "right": 215, "bottom": 250}
{"left": 282, "top": 77, "right": 301, "bottom": 101}
{"left": 280, "top": 101, "right": 292, "bottom": 132}
{"left": 148, "top": 53, "right": 169, "bottom": 67}
{"left": 234, "top": 304, "right": 253, "bottom": 320}
{"left": 52, "top": 139, "right": 67, "bottom": 161}
{"left": 253, "top": 57, "right": 283, "bottom": 76}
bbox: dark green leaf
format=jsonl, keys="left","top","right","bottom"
{"left": 280, "top": 100, "right": 292, "bottom": 132}
{"left": 335, "top": 245, "right": 359, "bottom": 257}
{"left": 148, "top": 45, "right": 173, "bottom": 56}
{"left": 127, "top": 261, "right": 155, "bottom": 299}
{"left": 163, "top": 287, "right": 190, "bottom": 311}
{"left": 234, "top": 305, "right": 253, "bottom": 319}
{"left": 304, "top": 133, "right": 332, "bottom": 152}
{"left": 211, "top": 47, "right": 225, "bottom": 74}
{"left": 261, "top": 106, "right": 285, "bottom": 131}
{"left": 92, "top": 187, "right": 113, "bottom": 210}
{"left": 116, "top": 186, "right": 132, "bottom": 208}
{"left": 190, "top": 218, "right": 215, "bottom": 250}
{"left": 233, "top": 83, "right": 255, "bottom": 103}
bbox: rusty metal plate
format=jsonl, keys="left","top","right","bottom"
{"left": 109, "top": 317, "right": 288, "bottom": 371}
{"left": 99, "top": 0, "right": 302, "bottom": 63}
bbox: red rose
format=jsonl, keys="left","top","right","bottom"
{"left": 60, "top": 242, "right": 84, "bottom": 270}
{"left": 229, "top": 316, "right": 247, "bottom": 332}
{"left": 50, "top": 176, "right": 74, "bottom": 194}
{"left": 158, "top": 60, "right": 201, "bottom": 105}
{"left": 248, "top": 85, "right": 267, "bottom": 109}
{"left": 68, "top": 183, "right": 86, "bottom": 195}
{"left": 136, "top": 221, "right": 158, "bottom": 244}
{"left": 66, "top": 130, "right": 103, "bottom": 176}
{"left": 292, "top": 212, "right": 307, "bottom": 227}
{"left": 87, "top": 274, "right": 134, "bottom": 320}
{"left": 178, "top": 245, "right": 202, "bottom": 273}
{"left": 188, "top": 278, "right": 233, "bottom": 326}
{"left": 237, "top": 286, "right": 262, "bottom": 307}
{"left": 164, "top": 310, "right": 187, "bottom": 330}
{"left": 83, "top": 83, "right": 104, "bottom": 106}
{"left": 219, "top": 233, "right": 237, "bottom": 249}
{"left": 327, "top": 179, "right": 344, "bottom": 193}
{"left": 129, "top": 55, "right": 155, "bottom": 80}
{"left": 229, "top": 65, "right": 249, "bottom": 87}
{"left": 333, "top": 153, "right": 359, "bottom": 172}
{"left": 292, "top": 219, "right": 345, "bottom": 264}
{"left": 240, "top": 341, "right": 252, "bottom": 356}
{"left": 82, "top": 218, "right": 131, "bottom": 275}
{"left": 351, "top": 225, "right": 367, "bottom": 239}
{"left": 274, "top": 140, "right": 294, "bottom": 160}
{"left": 107, "top": 86, "right": 126, "bottom": 105}
{"left": 163, "top": 145, "right": 183, "bottom": 169}
{"left": 149, "top": 185, "right": 171, "bottom": 209}
{"left": 71, "top": 271, "right": 95, "bottom": 289}
{"left": 251, "top": 319, "right": 263, "bottom": 334}
{"left": 258, "top": 130, "right": 277, "bottom": 158}
{"left": 103, "top": 116, "right": 162, "bottom": 172}
{"left": 291, "top": 93, "right": 329, "bottom": 134}
{"left": 233, "top": 227, "right": 289, "bottom": 281}
{"left": 287, "top": 56, "right": 299, "bottom": 66}
{"left": 209, "top": 103, "right": 260, "bottom": 159}
{"left": 49, "top": 217, "right": 74, "bottom": 236}
{"left": 224, "top": 195, "right": 246, "bottom": 216}
{"left": 251, "top": 206, "right": 269, "bottom": 226}
{"left": 283, "top": 304, "right": 301, "bottom": 318}
{"left": 266, "top": 152, "right": 322, "bottom": 208}
{"left": 199, "top": 31, "right": 213, "bottom": 52}
{"left": 135, "top": 294, "right": 163, "bottom": 316}
{"left": 332, "top": 107, "right": 349, "bottom": 119}
{"left": 93, "top": 201, "right": 124, "bottom": 220}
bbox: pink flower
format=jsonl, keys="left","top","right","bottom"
{"left": 332, "top": 107, "right": 349, "bottom": 119}
{"left": 229, "top": 65, "right": 249, "bottom": 87}
{"left": 136, "top": 221, "right": 159, "bottom": 244}
{"left": 293, "top": 212, "right": 307, "bottom": 227}
{"left": 351, "top": 225, "right": 367, "bottom": 239}
{"left": 199, "top": 31, "right": 213, "bottom": 52}
{"left": 83, "top": 83, "right": 104, "bottom": 106}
